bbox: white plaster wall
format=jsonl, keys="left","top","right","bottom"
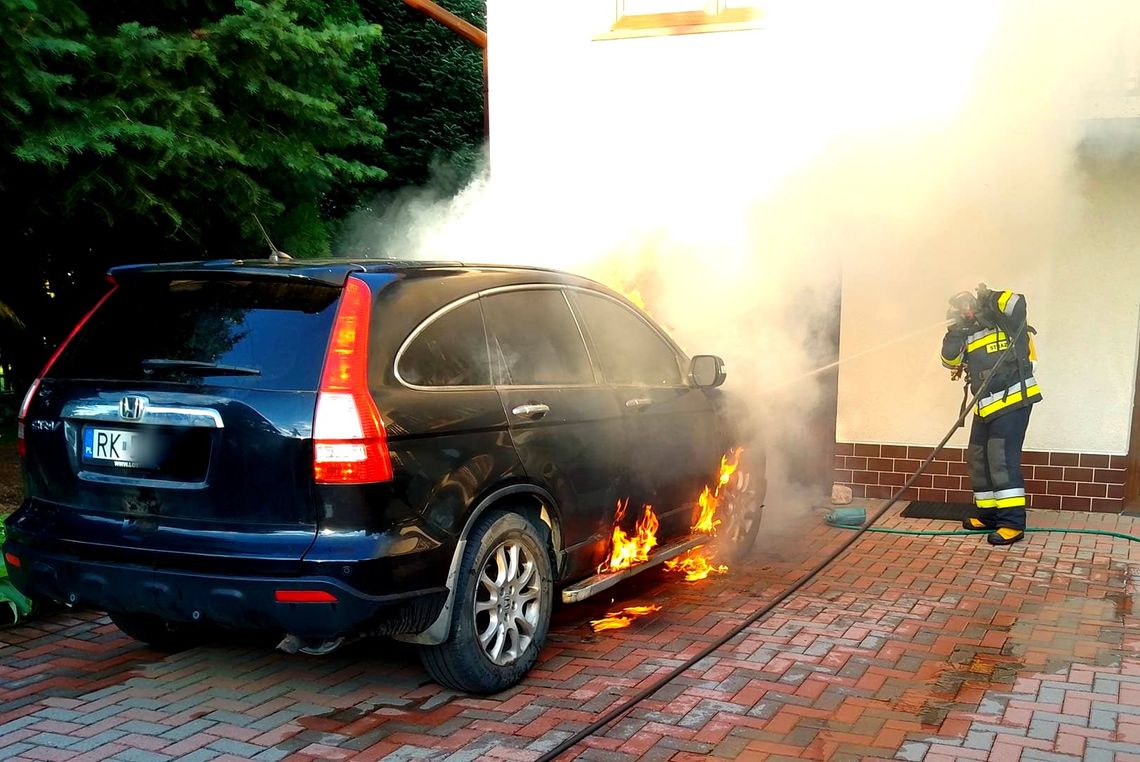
{"left": 487, "top": 3, "right": 803, "bottom": 193}
{"left": 486, "top": 2, "right": 981, "bottom": 203}
{"left": 835, "top": 237, "right": 1140, "bottom": 455}
{"left": 487, "top": 1, "right": 1140, "bottom": 456}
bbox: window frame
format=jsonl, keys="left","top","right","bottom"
{"left": 48, "top": 276, "right": 343, "bottom": 392}
{"left": 393, "top": 293, "right": 494, "bottom": 390}
{"left": 480, "top": 286, "right": 601, "bottom": 389}
{"left": 596, "top": 0, "right": 764, "bottom": 41}
{"left": 395, "top": 283, "right": 693, "bottom": 392}
{"left": 567, "top": 287, "right": 689, "bottom": 389}
{"left": 396, "top": 285, "right": 603, "bottom": 391}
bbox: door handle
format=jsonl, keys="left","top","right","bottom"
{"left": 511, "top": 403, "right": 550, "bottom": 420}
{"left": 625, "top": 397, "right": 654, "bottom": 409}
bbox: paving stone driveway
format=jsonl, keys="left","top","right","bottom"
{"left": 1, "top": 504, "right": 1139, "bottom": 761}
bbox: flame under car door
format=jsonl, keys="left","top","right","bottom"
{"left": 481, "top": 287, "right": 630, "bottom": 580}
{"left": 567, "top": 290, "right": 723, "bottom": 542}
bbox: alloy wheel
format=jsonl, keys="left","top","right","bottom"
{"left": 725, "top": 471, "right": 759, "bottom": 545}
{"left": 473, "top": 539, "right": 542, "bottom": 666}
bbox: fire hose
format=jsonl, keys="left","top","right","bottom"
{"left": 823, "top": 506, "right": 1140, "bottom": 542}
{"left": 537, "top": 322, "right": 1033, "bottom": 761}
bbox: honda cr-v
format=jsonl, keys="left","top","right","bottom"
{"left": 4, "top": 260, "right": 764, "bottom": 693}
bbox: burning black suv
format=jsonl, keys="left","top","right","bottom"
{"left": 4, "top": 260, "right": 764, "bottom": 693}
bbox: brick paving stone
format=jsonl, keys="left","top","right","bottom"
{"left": 2, "top": 504, "right": 1139, "bottom": 760}
{"left": 68, "top": 743, "right": 134, "bottom": 762}
{"left": 22, "top": 731, "right": 78, "bottom": 749}
{"left": 66, "top": 731, "right": 129, "bottom": 753}
{"left": 110, "top": 749, "right": 171, "bottom": 762}
{"left": 0, "top": 745, "right": 34, "bottom": 761}
{"left": 176, "top": 750, "right": 221, "bottom": 762}
{"left": 21, "top": 746, "right": 80, "bottom": 761}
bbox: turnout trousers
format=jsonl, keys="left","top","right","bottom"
{"left": 967, "top": 405, "right": 1031, "bottom": 531}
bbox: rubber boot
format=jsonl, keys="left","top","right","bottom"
{"left": 987, "top": 527, "right": 1024, "bottom": 545}
{"left": 962, "top": 516, "right": 993, "bottom": 531}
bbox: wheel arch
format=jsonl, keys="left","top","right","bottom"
{"left": 395, "top": 481, "right": 562, "bottom": 646}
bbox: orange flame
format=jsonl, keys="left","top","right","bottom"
{"left": 692, "top": 447, "right": 744, "bottom": 535}
{"left": 670, "top": 448, "right": 745, "bottom": 582}
{"left": 693, "top": 486, "right": 721, "bottom": 535}
{"left": 622, "top": 288, "right": 650, "bottom": 314}
{"left": 718, "top": 447, "right": 743, "bottom": 488}
{"left": 665, "top": 549, "right": 728, "bottom": 582}
{"left": 587, "top": 260, "right": 653, "bottom": 316}
{"left": 590, "top": 604, "right": 662, "bottom": 632}
{"left": 598, "top": 499, "right": 659, "bottom": 574}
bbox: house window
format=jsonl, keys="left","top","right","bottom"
{"left": 599, "top": 0, "right": 763, "bottom": 39}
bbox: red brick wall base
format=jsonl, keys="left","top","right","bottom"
{"left": 835, "top": 443, "right": 1128, "bottom": 513}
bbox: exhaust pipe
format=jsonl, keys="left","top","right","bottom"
{"left": 276, "top": 634, "right": 347, "bottom": 656}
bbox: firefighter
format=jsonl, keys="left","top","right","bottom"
{"left": 941, "top": 286, "right": 1042, "bottom": 545}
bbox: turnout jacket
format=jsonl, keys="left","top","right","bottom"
{"left": 941, "top": 288, "right": 1042, "bottom": 420}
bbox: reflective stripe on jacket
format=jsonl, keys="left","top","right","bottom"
{"left": 976, "top": 378, "right": 1041, "bottom": 418}
{"left": 941, "top": 289, "right": 1042, "bottom": 420}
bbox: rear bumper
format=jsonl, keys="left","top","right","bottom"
{"left": 2, "top": 539, "right": 446, "bottom": 639}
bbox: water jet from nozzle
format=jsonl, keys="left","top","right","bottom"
{"left": 763, "top": 317, "right": 954, "bottom": 392}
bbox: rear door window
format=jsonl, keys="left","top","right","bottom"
{"left": 481, "top": 289, "right": 595, "bottom": 386}
{"left": 49, "top": 277, "right": 341, "bottom": 390}
{"left": 573, "top": 291, "right": 683, "bottom": 386}
{"left": 398, "top": 299, "right": 491, "bottom": 387}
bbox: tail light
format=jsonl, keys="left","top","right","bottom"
{"left": 17, "top": 280, "right": 119, "bottom": 458}
{"left": 313, "top": 277, "right": 393, "bottom": 483}
{"left": 16, "top": 380, "right": 38, "bottom": 459}
{"left": 274, "top": 589, "right": 336, "bottom": 603}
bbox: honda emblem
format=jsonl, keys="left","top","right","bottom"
{"left": 119, "top": 395, "right": 148, "bottom": 421}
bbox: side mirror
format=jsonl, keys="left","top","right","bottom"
{"left": 690, "top": 355, "right": 727, "bottom": 388}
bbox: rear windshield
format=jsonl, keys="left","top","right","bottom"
{"left": 49, "top": 277, "right": 341, "bottom": 390}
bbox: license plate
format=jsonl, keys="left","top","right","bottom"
{"left": 83, "top": 427, "right": 146, "bottom": 467}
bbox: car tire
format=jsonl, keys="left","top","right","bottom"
{"left": 419, "top": 510, "right": 554, "bottom": 694}
{"left": 109, "top": 612, "right": 200, "bottom": 651}
{"left": 720, "top": 467, "right": 764, "bottom": 562}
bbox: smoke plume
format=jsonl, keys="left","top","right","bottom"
{"left": 341, "top": 0, "right": 1138, "bottom": 532}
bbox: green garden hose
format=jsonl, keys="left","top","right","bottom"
{"left": 822, "top": 505, "right": 1140, "bottom": 542}
{"left": 832, "top": 524, "right": 1140, "bottom": 543}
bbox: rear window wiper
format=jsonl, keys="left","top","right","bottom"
{"left": 141, "top": 358, "right": 261, "bottom": 377}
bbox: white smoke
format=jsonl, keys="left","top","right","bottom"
{"left": 341, "top": 0, "right": 1137, "bottom": 532}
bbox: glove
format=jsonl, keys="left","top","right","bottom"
{"left": 975, "top": 284, "right": 1000, "bottom": 322}
{"left": 946, "top": 319, "right": 972, "bottom": 338}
